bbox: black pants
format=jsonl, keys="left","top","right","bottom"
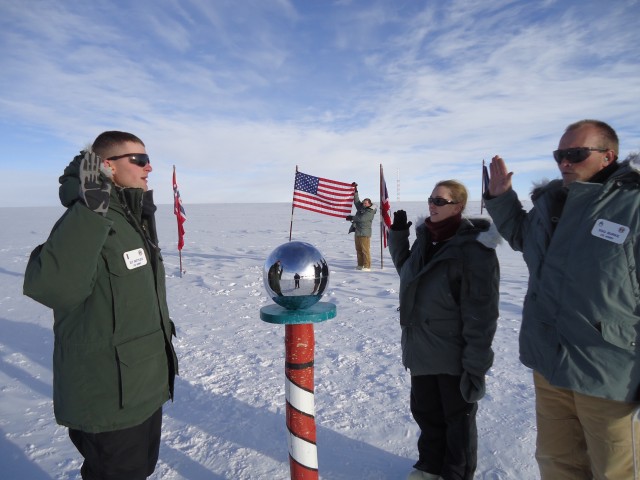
{"left": 411, "top": 375, "right": 478, "bottom": 480}
{"left": 69, "top": 407, "right": 163, "bottom": 480}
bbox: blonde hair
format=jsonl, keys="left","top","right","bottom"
{"left": 435, "top": 180, "right": 468, "bottom": 212}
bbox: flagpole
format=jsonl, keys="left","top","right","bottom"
{"left": 289, "top": 166, "right": 297, "bottom": 241}
{"left": 379, "top": 164, "right": 384, "bottom": 269}
{"left": 173, "top": 165, "right": 183, "bottom": 278}
{"left": 481, "top": 159, "right": 484, "bottom": 214}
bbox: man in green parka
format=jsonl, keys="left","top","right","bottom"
{"left": 23, "top": 131, "right": 179, "bottom": 480}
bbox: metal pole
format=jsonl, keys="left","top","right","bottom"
{"left": 633, "top": 406, "right": 640, "bottom": 480}
{"left": 173, "top": 165, "right": 184, "bottom": 277}
{"left": 289, "top": 166, "right": 298, "bottom": 241}
{"left": 379, "top": 164, "right": 384, "bottom": 269}
{"left": 481, "top": 159, "right": 491, "bottom": 215}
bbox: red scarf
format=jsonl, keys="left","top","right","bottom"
{"left": 425, "top": 213, "right": 462, "bottom": 242}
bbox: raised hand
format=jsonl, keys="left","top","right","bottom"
{"left": 488, "top": 155, "right": 514, "bottom": 197}
{"left": 79, "top": 151, "right": 111, "bottom": 216}
{"left": 391, "top": 210, "right": 412, "bottom": 231}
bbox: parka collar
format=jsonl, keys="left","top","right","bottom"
{"left": 416, "top": 216, "right": 500, "bottom": 249}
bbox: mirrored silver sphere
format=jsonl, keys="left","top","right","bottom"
{"left": 263, "top": 241, "right": 329, "bottom": 310}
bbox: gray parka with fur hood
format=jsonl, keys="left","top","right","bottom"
{"left": 389, "top": 216, "right": 500, "bottom": 402}
{"left": 486, "top": 156, "right": 640, "bottom": 402}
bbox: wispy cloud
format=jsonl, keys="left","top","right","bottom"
{"left": 0, "top": 0, "right": 638, "bottom": 206}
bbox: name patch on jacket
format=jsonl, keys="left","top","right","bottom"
{"left": 591, "top": 219, "right": 629, "bottom": 244}
{"left": 123, "top": 248, "right": 148, "bottom": 269}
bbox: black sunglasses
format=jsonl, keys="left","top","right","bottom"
{"left": 428, "top": 197, "right": 458, "bottom": 207}
{"left": 107, "top": 153, "right": 151, "bottom": 167}
{"left": 552, "top": 147, "right": 608, "bottom": 164}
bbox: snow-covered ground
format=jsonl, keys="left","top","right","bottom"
{"left": 0, "top": 201, "right": 538, "bottom": 479}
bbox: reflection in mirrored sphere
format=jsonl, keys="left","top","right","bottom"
{"left": 263, "top": 241, "right": 329, "bottom": 310}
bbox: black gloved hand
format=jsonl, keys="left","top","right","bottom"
{"left": 345, "top": 215, "right": 354, "bottom": 221}
{"left": 460, "top": 370, "right": 486, "bottom": 403}
{"left": 79, "top": 151, "right": 111, "bottom": 216}
{"left": 391, "top": 210, "right": 412, "bottom": 231}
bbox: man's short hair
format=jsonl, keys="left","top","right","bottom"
{"left": 92, "top": 131, "right": 144, "bottom": 158}
{"left": 565, "top": 119, "right": 619, "bottom": 156}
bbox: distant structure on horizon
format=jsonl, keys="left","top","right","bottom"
{"left": 397, "top": 168, "right": 400, "bottom": 201}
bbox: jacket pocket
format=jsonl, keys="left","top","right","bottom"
{"left": 103, "top": 247, "right": 159, "bottom": 335}
{"left": 600, "top": 319, "right": 639, "bottom": 352}
{"left": 115, "top": 330, "right": 168, "bottom": 408}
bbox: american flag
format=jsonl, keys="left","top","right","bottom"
{"left": 380, "top": 167, "right": 392, "bottom": 248}
{"left": 173, "top": 167, "right": 186, "bottom": 251}
{"left": 293, "top": 171, "right": 355, "bottom": 218}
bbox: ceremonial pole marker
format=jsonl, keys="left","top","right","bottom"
{"left": 261, "top": 242, "right": 337, "bottom": 480}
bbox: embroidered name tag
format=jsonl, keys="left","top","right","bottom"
{"left": 123, "top": 248, "right": 148, "bottom": 270}
{"left": 591, "top": 219, "right": 629, "bottom": 245}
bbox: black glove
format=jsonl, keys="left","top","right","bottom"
{"left": 460, "top": 371, "right": 486, "bottom": 403}
{"left": 391, "top": 210, "right": 412, "bottom": 231}
{"left": 79, "top": 151, "right": 111, "bottom": 216}
{"left": 345, "top": 215, "right": 354, "bottom": 221}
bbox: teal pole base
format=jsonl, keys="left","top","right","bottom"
{"left": 260, "top": 302, "right": 337, "bottom": 325}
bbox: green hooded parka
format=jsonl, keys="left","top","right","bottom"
{"left": 23, "top": 157, "right": 178, "bottom": 432}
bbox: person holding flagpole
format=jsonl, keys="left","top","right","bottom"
{"left": 23, "top": 131, "right": 178, "bottom": 480}
{"left": 346, "top": 182, "right": 377, "bottom": 271}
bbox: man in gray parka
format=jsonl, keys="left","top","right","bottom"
{"left": 485, "top": 119, "right": 640, "bottom": 480}
{"left": 346, "top": 183, "right": 376, "bottom": 270}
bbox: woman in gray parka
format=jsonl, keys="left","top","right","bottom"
{"left": 388, "top": 180, "right": 500, "bottom": 480}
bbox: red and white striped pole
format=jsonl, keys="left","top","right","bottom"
{"left": 260, "top": 301, "right": 336, "bottom": 479}
{"left": 285, "top": 323, "right": 318, "bottom": 478}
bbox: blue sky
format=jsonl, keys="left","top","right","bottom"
{"left": 1, "top": 0, "right": 639, "bottom": 207}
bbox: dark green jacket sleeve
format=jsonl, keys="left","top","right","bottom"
{"left": 24, "top": 202, "right": 113, "bottom": 311}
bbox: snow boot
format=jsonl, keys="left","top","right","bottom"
{"left": 406, "top": 469, "right": 441, "bottom": 480}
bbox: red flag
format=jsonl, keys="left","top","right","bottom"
{"left": 173, "top": 167, "right": 186, "bottom": 251}
{"left": 380, "top": 167, "right": 392, "bottom": 248}
{"left": 293, "top": 170, "right": 355, "bottom": 218}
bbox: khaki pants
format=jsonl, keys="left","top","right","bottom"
{"left": 354, "top": 235, "right": 371, "bottom": 268}
{"left": 534, "top": 371, "right": 639, "bottom": 480}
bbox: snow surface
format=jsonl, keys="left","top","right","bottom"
{"left": 0, "top": 201, "right": 539, "bottom": 479}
